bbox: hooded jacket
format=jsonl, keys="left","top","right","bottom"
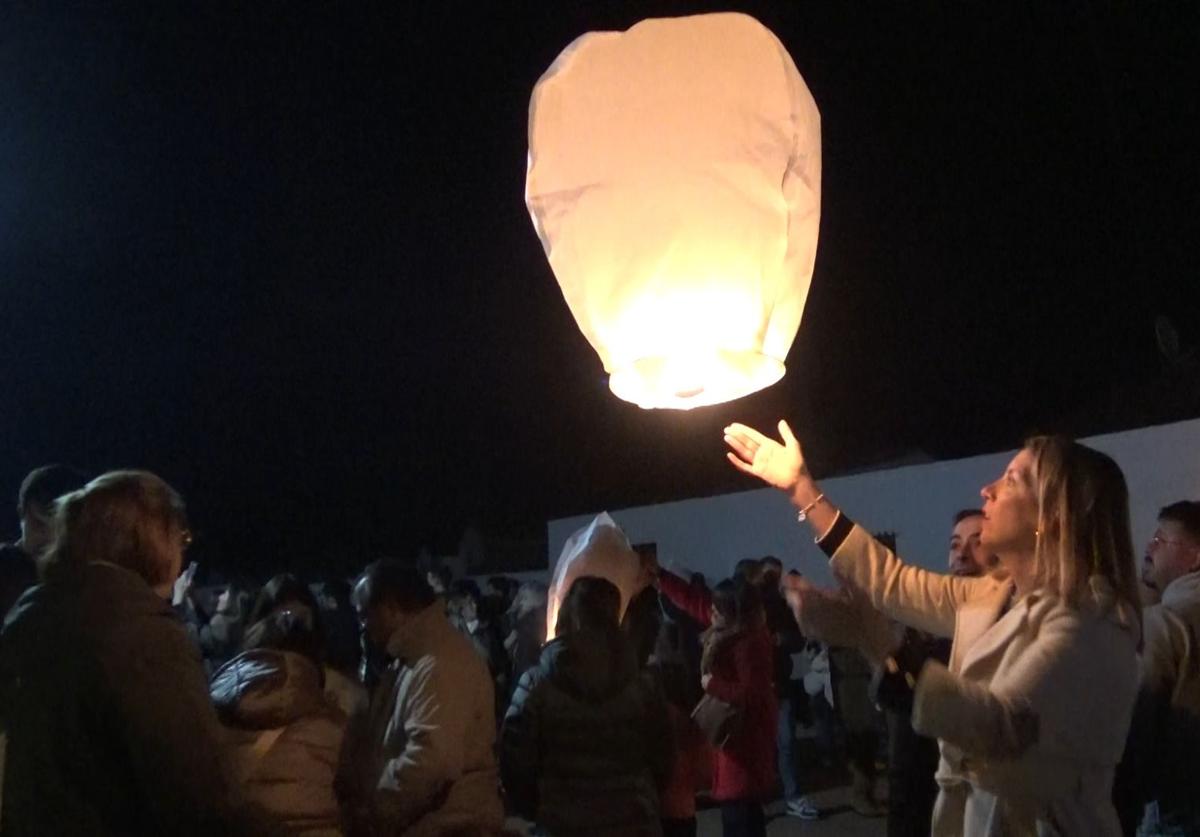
{"left": 211, "top": 649, "right": 346, "bottom": 836}
{"left": 500, "top": 627, "right": 673, "bottom": 837}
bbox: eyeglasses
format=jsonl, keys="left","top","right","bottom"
{"left": 1149, "top": 535, "right": 1192, "bottom": 550}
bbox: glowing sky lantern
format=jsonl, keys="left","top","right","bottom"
{"left": 526, "top": 12, "right": 821, "bottom": 410}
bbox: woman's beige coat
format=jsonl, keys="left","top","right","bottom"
{"left": 829, "top": 523, "right": 1139, "bottom": 837}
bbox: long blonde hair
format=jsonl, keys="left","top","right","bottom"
{"left": 1026, "top": 435, "right": 1141, "bottom": 629}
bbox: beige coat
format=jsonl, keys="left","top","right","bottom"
{"left": 829, "top": 524, "right": 1139, "bottom": 837}
{"left": 343, "top": 602, "right": 504, "bottom": 837}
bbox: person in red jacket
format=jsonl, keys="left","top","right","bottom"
{"left": 654, "top": 566, "right": 778, "bottom": 837}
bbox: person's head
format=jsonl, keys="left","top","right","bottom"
{"left": 354, "top": 561, "right": 437, "bottom": 649}
{"left": 980, "top": 436, "right": 1140, "bottom": 617}
{"left": 509, "top": 581, "right": 548, "bottom": 618}
{"left": 241, "top": 607, "right": 325, "bottom": 670}
{"left": 41, "top": 470, "right": 189, "bottom": 599}
{"left": 734, "top": 558, "right": 764, "bottom": 586}
{"left": 425, "top": 565, "right": 453, "bottom": 595}
{"left": 709, "top": 576, "right": 764, "bottom": 631}
{"left": 949, "top": 509, "right": 988, "bottom": 577}
{"left": 449, "top": 579, "right": 483, "bottom": 624}
{"left": 318, "top": 577, "right": 353, "bottom": 611}
{"left": 248, "top": 573, "right": 322, "bottom": 634}
{"left": 486, "top": 575, "right": 515, "bottom": 601}
{"left": 759, "top": 556, "right": 783, "bottom": 588}
{"left": 16, "top": 465, "right": 87, "bottom": 554}
{"left": 554, "top": 575, "right": 621, "bottom": 637}
{"left": 214, "top": 576, "right": 258, "bottom": 619}
{"left": 1141, "top": 501, "right": 1200, "bottom": 595}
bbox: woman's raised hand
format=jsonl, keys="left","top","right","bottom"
{"left": 724, "top": 420, "right": 809, "bottom": 494}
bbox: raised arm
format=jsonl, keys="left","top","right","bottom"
{"left": 656, "top": 567, "right": 713, "bottom": 628}
{"left": 725, "top": 420, "right": 992, "bottom": 637}
{"left": 822, "top": 521, "right": 988, "bottom": 638}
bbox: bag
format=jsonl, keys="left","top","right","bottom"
{"left": 691, "top": 693, "right": 742, "bottom": 748}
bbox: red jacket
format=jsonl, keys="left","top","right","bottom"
{"left": 659, "top": 570, "right": 778, "bottom": 802}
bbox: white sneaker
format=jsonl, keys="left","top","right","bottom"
{"left": 786, "top": 797, "right": 819, "bottom": 820}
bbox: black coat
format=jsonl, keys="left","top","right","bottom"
{"left": 0, "top": 562, "right": 263, "bottom": 836}
{"left": 500, "top": 627, "right": 673, "bottom": 837}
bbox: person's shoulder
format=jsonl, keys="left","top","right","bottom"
{"left": 416, "top": 629, "right": 489, "bottom": 678}
{"left": 0, "top": 541, "right": 28, "bottom": 560}
{"left": 1, "top": 581, "right": 53, "bottom": 637}
{"left": 1142, "top": 601, "right": 1190, "bottom": 650}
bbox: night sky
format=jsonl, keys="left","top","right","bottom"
{"left": 3, "top": 3, "right": 1198, "bottom": 578}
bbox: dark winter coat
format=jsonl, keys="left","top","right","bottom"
{"left": 0, "top": 543, "right": 36, "bottom": 623}
{"left": 0, "top": 562, "right": 260, "bottom": 836}
{"left": 500, "top": 627, "right": 673, "bottom": 837}
{"left": 211, "top": 649, "right": 347, "bottom": 836}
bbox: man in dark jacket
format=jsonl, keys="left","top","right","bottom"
{"left": 874, "top": 512, "right": 987, "bottom": 837}
{"left": 0, "top": 465, "right": 86, "bottom": 619}
{"left": 501, "top": 576, "right": 673, "bottom": 837}
{"left": 759, "top": 557, "right": 818, "bottom": 820}
{"left": 449, "top": 579, "right": 510, "bottom": 717}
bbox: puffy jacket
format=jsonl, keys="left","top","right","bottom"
{"left": 211, "top": 649, "right": 346, "bottom": 836}
{"left": 0, "top": 562, "right": 261, "bottom": 836}
{"left": 501, "top": 627, "right": 673, "bottom": 837}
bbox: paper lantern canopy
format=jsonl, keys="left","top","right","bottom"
{"left": 526, "top": 12, "right": 821, "bottom": 409}
{"left": 545, "top": 512, "right": 647, "bottom": 642}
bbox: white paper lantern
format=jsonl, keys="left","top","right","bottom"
{"left": 545, "top": 512, "right": 646, "bottom": 641}
{"left": 526, "top": 12, "right": 821, "bottom": 410}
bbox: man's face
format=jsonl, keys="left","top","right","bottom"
{"left": 18, "top": 502, "right": 55, "bottom": 553}
{"left": 760, "top": 564, "right": 782, "bottom": 591}
{"left": 354, "top": 579, "right": 402, "bottom": 650}
{"left": 458, "top": 597, "right": 478, "bottom": 623}
{"left": 1142, "top": 519, "right": 1200, "bottom": 594}
{"left": 949, "top": 514, "right": 987, "bottom": 577}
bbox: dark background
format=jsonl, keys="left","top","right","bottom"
{"left": 2, "top": 2, "right": 1198, "bottom": 579}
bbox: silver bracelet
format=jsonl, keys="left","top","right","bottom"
{"left": 796, "top": 492, "right": 825, "bottom": 522}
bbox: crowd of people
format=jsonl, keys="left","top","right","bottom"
{"left": 0, "top": 417, "right": 1197, "bottom": 836}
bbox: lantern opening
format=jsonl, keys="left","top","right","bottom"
{"left": 609, "top": 349, "right": 786, "bottom": 410}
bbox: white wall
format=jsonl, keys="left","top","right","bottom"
{"left": 547, "top": 419, "right": 1200, "bottom": 585}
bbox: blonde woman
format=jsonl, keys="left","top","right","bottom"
{"left": 724, "top": 421, "right": 1142, "bottom": 837}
